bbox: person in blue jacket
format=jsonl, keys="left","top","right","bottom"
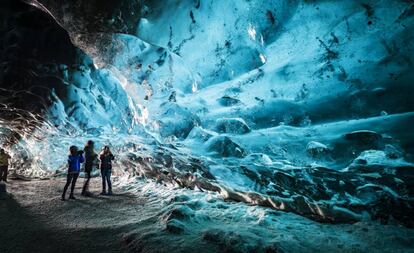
{"left": 61, "top": 145, "right": 84, "bottom": 201}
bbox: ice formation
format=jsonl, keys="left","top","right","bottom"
{"left": 1, "top": 0, "right": 414, "bottom": 250}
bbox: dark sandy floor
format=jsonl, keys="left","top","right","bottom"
{"left": 0, "top": 178, "right": 147, "bottom": 253}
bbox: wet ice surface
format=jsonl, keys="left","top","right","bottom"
{"left": 1, "top": 0, "right": 414, "bottom": 252}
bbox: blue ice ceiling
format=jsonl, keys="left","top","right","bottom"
{"left": 21, "top": 0, "right": 414, "bottom": 136}
{"left": 1, "top": 0, "right": 414, "bottom": 225}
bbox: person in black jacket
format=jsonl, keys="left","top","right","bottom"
{"left": 81, "top": 140, "right": 98, "bottom": 196}
{"left": 99, "top": 146, "right": 114, "bottom": 195}
{"left": 0, "top": 148, "right": 11, "bottom": 182}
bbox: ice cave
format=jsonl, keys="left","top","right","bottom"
{"left": 0, "top": 0, "right": 413, "bottom": 252}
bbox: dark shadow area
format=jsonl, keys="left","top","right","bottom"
{"left": 0, "top": 179, "right": 147, "bottom": 253}
{"left": 0, "top": 0, "right": 77, "bottom": 112}
{"left": 0, "top": 196, "right": 127, "bottom": 252}
{"left": 0, "top": 0, "right": 86, "bottom": 148}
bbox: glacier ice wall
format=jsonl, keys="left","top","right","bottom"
{"left": 1, "top": 0, "right": 414, "bottom": 225}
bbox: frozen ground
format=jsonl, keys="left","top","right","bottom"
{"left": 1, "top": 177, "right": 414, "bottom": 253}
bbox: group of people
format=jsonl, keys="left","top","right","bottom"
{"left": 62, "top": 140, "right": 115, "bottom": 201}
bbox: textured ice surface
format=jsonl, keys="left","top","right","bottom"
{"left": 114, "top": 177, "right": 414, "bottom": 253}
{"left": 1, "top": 0, "right": 414, "bottom": 229}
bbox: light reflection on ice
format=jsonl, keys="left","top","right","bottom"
{"left": 247, "top": 23, "right": 257, "bottom": 40}
{"left": 259, "top": 53, "right": 267, "bottom": 64}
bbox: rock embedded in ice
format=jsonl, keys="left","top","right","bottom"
{"left": 344, "top": 130, "right": 383, "bottom": 148}
{"left": 206, "top": 136, "right": 247, "bottom": 157}
{"left": 214, "top": 118, "right": 251, "bottom": 134}
{"left": 306, "top": 141, "right": 330, "bottom": 158}
{"left": 218, "top": 95, "right": 241, "bottom": 107}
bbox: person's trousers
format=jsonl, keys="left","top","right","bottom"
{"left": 82, "top": 170, "right": 92, "bottom": 194}
{"left": 101, "top": 169, "right": 112, "bottom": 193}
{"left": 0, "top": 165, "right": 8, "bottom": 182}
{"left": 63, "top": 172, "right": 79, "bottom": 196}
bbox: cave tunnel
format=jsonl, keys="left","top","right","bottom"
{"left": 0, "top": 0, "right": 414, "bottom": 252}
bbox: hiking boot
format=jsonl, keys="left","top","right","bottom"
{"left": 107, "top": 191, "right": 113, "bottom": 196}
{"left": 100, "top": 191, "right": 107, "bottom": 195}
{"left": 69, "top": 195, "right": 76, "bottom": 200}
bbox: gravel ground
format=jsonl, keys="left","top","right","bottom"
{"left": 0, "top": 178, "right": 147, "bottom": 253}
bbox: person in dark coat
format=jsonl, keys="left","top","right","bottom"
{"left": 62, "top": 146, "right": 84, "bottom": 201}
{"left": 81, "top": 140, "right": 98, "bottom": 196}
{"left": 0, "top": 148, "right": 11, "bottom": 182}
{"left": 99, "top": 146, "right": 114, "bottom": 195}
